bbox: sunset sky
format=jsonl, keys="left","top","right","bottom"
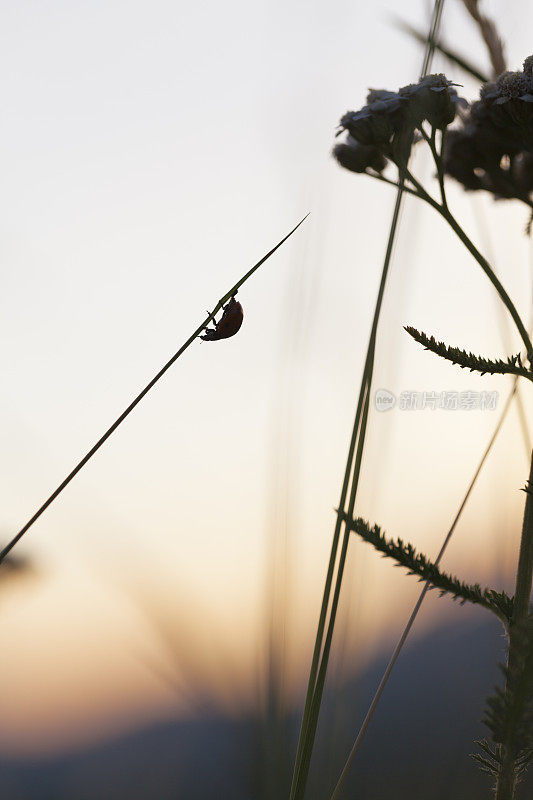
{"left": 1, "top": 0, "right": 533, "bottom": 756}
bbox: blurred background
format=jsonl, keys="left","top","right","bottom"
{"left": 1, "top": 0, "right": 533, "bottom": 797}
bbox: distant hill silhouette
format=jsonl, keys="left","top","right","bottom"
{"left": 307, "top": 614, "right": 533, "bottom": 800}
{"left": 0, "top": 615, "right": 531, "bottom": 799}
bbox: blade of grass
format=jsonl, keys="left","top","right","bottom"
{"left": 461, "top": 0, "right": 506, "bottom": 78}
{"left": 289, "top": 5, "right": 446, "bottom": 796}
{"left": 0, "top": 214, "right": 309, "bottom": 567}
{"left": 294, "top": 375, "right": 372, "bottom": 797}
{"left": 289, "top": 337, "right": 374, "bottom": 799}
{"left": 392, "top": 16, "right": 489, "bottom": 82}
{"left": 290, "top": 186, "right": 397, "bottom": 798}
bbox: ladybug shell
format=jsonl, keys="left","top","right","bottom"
{"left": 201, "top": 297, "right": 244, "bottom": 341}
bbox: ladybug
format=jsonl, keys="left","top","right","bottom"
{"left": 200, "top": 294, "right": 244, "bottom": 341}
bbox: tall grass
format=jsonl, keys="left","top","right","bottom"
{"left": 288, "top": 4, "right": 446, "bottom": 798}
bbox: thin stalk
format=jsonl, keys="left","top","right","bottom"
{"left": 293, "top": 376, "right": 373, "bottom": 798}
{"left": 290, "top": 171, "right": 405, "bottom": 799}
{"left": 369, "top": 171, "right": 427, "bottom": 201}
{"left": 438, "top": 204, "right": 533, "bottom": 364}
{"left": 371, "top": 159, "right": 533, "bottom": 365}
{"left": 418, "top": 125, "right": 437, "bottom": 164}
{"left": 496, "top": 452, "right": 533, "bottom": 800}
{"left": 435, "top": 128, "right": 447, "bottom": 207}
{"left": 470, "top": 198, "right": 532, "bottom": 460}
{"left": 0, "top": 215, "right": 309, "bottom": 567}
{"left": 395, "top": 162, "right": 444, "bottom": 212}
{"left": 289, "top": 342, "right": 373, "bottom": 797}
{"left": 418, "top": 140, "right": 533, "bottom": 362}
{"left": 391, "top": 16, "right": 489, "bottom": 83}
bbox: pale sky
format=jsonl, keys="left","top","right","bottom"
{"left": 1, "top": 0, "right": 533, "bottom": 754}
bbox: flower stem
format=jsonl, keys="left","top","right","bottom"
{"left": 415, "top": 130, "right": 533, "bottom": 361}
{"left": 384, "top": 129, "right": 533, "bottom": 365}
{"left": 418, "top": 126, "right": 446, "bottom": 205}
{"left": 437, "top": 205, "right": 533, "bottom": 365}
{"left": 435, "top": 129, "right": 448, "bottom": 208}
{"left": 386, "top": 155, "right": 533, "bottom": 365}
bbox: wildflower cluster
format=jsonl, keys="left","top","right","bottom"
{"left": 444, "top": 56, "right": 533, "bottom": 205}
{"left": 334, "top": 74, "right": 464, "bottom": 173}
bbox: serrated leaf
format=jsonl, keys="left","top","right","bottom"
{"left": 340, "top": 514, "right": 513, "bottom": 624}
{"left": 404, "top": 326, "right": 532, "bottom": 380}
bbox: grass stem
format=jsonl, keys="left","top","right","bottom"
{"left": 289, "top": 181, "right": 402, "bottom": 800}
{"left": 0, "top": 215, "right": 308, "bottom": 567}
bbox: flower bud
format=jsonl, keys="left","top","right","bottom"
{"left": 339, "top": 90, "right": 405, "bottom": 147}
{"left": 443, "top": 56, "right": 533, "bottom": 205}
{"left": 399, "top": 74, "right": 464, "bottom": 130}
{"left": 333, "top": 137, "right": 387, "bottom": 173}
